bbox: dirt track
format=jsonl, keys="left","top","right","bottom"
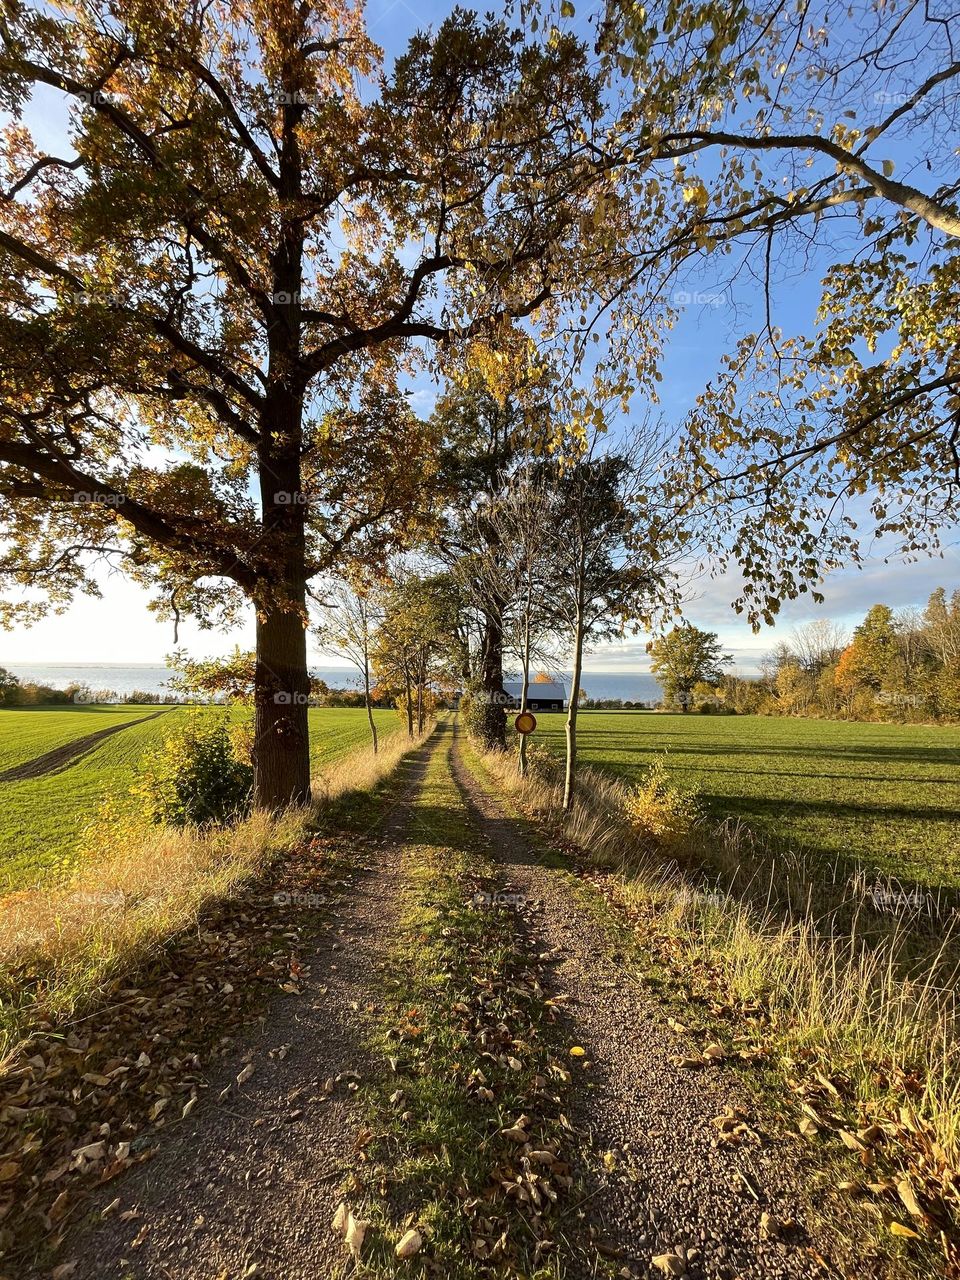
{"left": 0, "top": 709, "right": 172, "bottom": 782}
{"left": 41, "top": 724, "right": 833, "bottom": 1279}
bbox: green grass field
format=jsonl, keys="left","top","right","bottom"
{"left": 538, "top": 711, "right": 960, "bottom": 889}
{"left": 0, "top": 705, "right": 401, "bottom": 894}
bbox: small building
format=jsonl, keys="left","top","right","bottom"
{"left": 503, "top": 680, "right": 567, "bottom": 712}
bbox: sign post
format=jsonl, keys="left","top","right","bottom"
{"left": 514, "top": 710, "right": 537, "bottom": 735}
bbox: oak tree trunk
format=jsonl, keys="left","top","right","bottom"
{"left": 252, "top": 388, "right": 311, "bottom": 810}
{"left": 254, "top": 592, "right": 311, "bottom": 808}
{"left": 478, "top": 607, "right": 507, "bottom": 749}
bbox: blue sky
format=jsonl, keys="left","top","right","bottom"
{"left": 4, "top": 0, "right": 957, "bottom": 674}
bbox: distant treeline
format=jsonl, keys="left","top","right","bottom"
{"left": 0, "top": 671, "right": 189, "bottom": 706}
{"left": 688, "top": 589, "right": 960, "bottom": 722}
{"left": 0, "top": 666, "right": 389, "bottom": 710}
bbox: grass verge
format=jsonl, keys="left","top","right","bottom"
{"left": 0, "top": 724, "right": 435, "bottom": 1269}
{"left": 0, "top": 725, "right": 434, "bottom": 1062}
{"left": 474, "top": 740, "right": 960, "bottom": 1280}
{"left": 344, "top": 727, "right": 579, "bottom": 1278}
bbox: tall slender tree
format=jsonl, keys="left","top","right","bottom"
{"left": 314, "top": 581, "right": 382, "bottom": 753}
{"left": 549, "top": 436, "right": 677, "bottom": 808}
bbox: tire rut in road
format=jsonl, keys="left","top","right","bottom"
{"left": 60, "top": 732, "right": 443, "bottom": 1280}
{"left": 450, "top": 727, "right": 831, "bottom": 1280}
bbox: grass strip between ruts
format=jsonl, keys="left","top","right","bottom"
{"left": 347, "top": 727, "right": 583, "bottom": 1279}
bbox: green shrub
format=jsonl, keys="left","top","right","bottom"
{"left": 460, "top": 686, "right": 506, "bottom": 750}
{"left": 136, "top": 715, "right": 253, "bottom": 827}
{"left": 623, "top": 758, "right": 701, "bottom": 849}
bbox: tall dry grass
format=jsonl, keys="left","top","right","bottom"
{"left": 312, "top": 722, "right": 434, "bottom": 803}
{"left": 474, "top": 742, "right": 960, "bottom": 1188}
{"left": 0, "top": 724, "right": 435, "bottom": 1062}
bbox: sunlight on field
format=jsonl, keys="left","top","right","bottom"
{"left": 538, "top": 711, "right": 960, "bottom": 888}
{"left": 0, "top": 706, "right": 402, "bottom": 893}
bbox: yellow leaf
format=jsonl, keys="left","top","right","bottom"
{"left": 889, "top": 1221, "right": 920, "bottom": 1239}
{"left": 569, "top": 1045, "right": 586, "bottom": 1056}
{"left": 897, "top": 1178, "right": 923, "bottom": 1217}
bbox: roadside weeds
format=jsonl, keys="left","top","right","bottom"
{"left": 0, "top": 726, "right": 432, "bottom": 1060}
{"left": 0, "top": 726, "right": 433, "bottom": 1273}
{"left": 471, "top": 739, "right": 959, "bottom": 1280}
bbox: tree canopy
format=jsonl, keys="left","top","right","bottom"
{"left": 0, "top": 0, "right": 647, "bottom": 802}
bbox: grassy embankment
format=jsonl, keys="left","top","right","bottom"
{"left": 478, "top": 717, "right": 960, "bottom": 1277}
{"left": 0, "top": 704, "right": 402, "bottom": 892}
{"left": 0, "top": 707, "right": 416, "bottom": 1061}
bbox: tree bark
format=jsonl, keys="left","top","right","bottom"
{"left": 518, "top": 575, "right": 532, "bottom": 777}
{"left": 562, "top": 604, "right": 585, "bottom": 811}
{"left": 416, "top": 659, "right": 425, "bottom": 735}
{"left": 403, "top": 661, "right": 414, "bottom": 738}
{"left": 363, "top": 647, "right": 378, "bottom": 754}
{"left": 478, "top": 606, "right": 507, "bottom": 749}
{"left": 253, "top": 592, "right": 311, "bottom": 809}
{"left": 252, "top": 385, "right": 311, "bottom": 809}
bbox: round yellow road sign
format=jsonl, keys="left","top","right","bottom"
{"left": 514, "top": 710, "right": 537, "bottom": 735}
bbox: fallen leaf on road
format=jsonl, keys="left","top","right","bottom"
{"left": 759, "top": 1211, "right": 780, "bottom": 1240}
{"left": 501, "top": 1126, "right": 528, "bottom": 1143}
{"left": 838, "top": 1129, "right": 867, "bottom": 1152}
{"left": 332, "top": 1202, "right": 370, "bottom": 1258}
{"left": 345, "top": 1212, "right": 369, "bottom": 1258}
{"left": 652, "top": 1253, "right": 686, "bottom": 1277}
{"left": 236, "top": 1063, "right": 255, "bottom": 1086}
{"left": 889, "top": 1221, "right": 920, "bottom": 1239}
{"left": 897, "top": 1178, "right": 924, "bottom": 1218}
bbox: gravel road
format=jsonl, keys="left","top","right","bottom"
{"left": 450, "top": 728, "right": 832, "bottom": 1280}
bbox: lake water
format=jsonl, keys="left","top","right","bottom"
{"left": 3, "top": 663, "right": 662, "bottom": 703}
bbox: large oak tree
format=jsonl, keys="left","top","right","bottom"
{"left": 0, "top": 0, "right": 635, "bottom": 805}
